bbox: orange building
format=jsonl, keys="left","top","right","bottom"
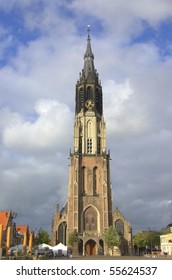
{"left": 0, "top": 211, "right": 30, "bottom": 255}
{"left": 0, "top": 211, "right": 17, "bottom": 250}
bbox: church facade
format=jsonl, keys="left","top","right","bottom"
{"left": 51, "top": 30, "right": 133, "bottom": 256}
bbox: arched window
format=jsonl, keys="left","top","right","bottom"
{"left": 79, "top": 88, "right": 84, "bottom": 109}
{"left": 97, "top": 135, "right": 101, "bottom": 154}
{"left": 87, "top": 120, "right": 92, "bottom": 137}
{"left": 87, "top": 120, "right": 93, "bottom": 154}
{"left": 58, "top": 222, "right": 67, "bottom": 245}
{"left": 79, "top": 125, "right": 82, "bottom": 154}
{"left": 87, "top": 86, "right": 93, "bottom": 100}
{"left": 83, "top": 206, "right": 97, "bottom": 231}
{"left": 115, "top": 219, "right": 124, "bottom": 236}
{"left": 95, "top": 88, "right": 99, "bottom": 103}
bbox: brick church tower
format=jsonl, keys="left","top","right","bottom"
{"left": 67, "top": 28, "right": 113, "bottom": 255}
{"left": 51, "top": 29, "right": 132, "bottom": 256}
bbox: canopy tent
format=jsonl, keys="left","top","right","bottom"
{"left": 8, "top": 244, "right": 29, "bottom": 253}
{"left": 38, "top": 243, "right": 53, "bottom": 250}
{"left": 52, "top": 243, "right": 67, "bottom": 256}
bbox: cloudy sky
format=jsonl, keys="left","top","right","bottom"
{"left": 0, "top": 0, "right": 172, "bottom": 235}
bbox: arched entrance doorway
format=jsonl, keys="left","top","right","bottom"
{"left": 85, "top": 239, "right": 96, "bottom": 255}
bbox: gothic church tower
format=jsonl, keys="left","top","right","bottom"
{"left": 51, "top": 30, "right": 133, "bottom": 256}
{"left": 67, "top": 29, "right": 113, "bottom": 254}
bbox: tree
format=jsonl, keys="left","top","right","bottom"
{"left": 144, "top": 231, "right": 160, "bottom": 252}
{"left": 133, "top": 231, "right": 146, "bottom": 255}
{"left": 161, "top": 225, "right": 172, "bottom": 235}
{"left": 134, "top": 230, "right": 160, "bottom": 255}
{"left": 35, "top": 229, "right": 50, "bottom": 245}
{"left": 67, "top": 231, "right": 80, "bottom": 248}
{"left": 104, "top": 226, "right": 121, "bottom": 255}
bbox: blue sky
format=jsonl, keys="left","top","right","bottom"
{"left": 0, "top": 0, "right": 172, "bottom": 235}
{"left": 131, "top": 19, "right": 172, "bottom": 56}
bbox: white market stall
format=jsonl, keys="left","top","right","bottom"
{"left": 52, "top": 243, "right": 67, "bottom": 256}
{"left": 38, "top": 243, "right": 53, "bottom": 250}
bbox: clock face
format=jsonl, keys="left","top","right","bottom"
{"left": 85, "top": 99, "right": 94, "bottom": 110}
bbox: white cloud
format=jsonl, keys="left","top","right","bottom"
{"left": 69, "top": 0, "right": 172, "bottom": 40}
{"left": 2, "top": 99, "right": 73, "bottom": 154}
{"left": 0, "top": 0, "right": 172, "bottom": 234}
{"left": 104, "top": 79, "right": 150, "bottom": 136}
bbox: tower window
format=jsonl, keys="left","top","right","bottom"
{"left": 96, "top": 89, "right": 99, "bottom": 103}
{"left": 79, "top": 136, "right": 82, "bottom": 154}
{"left": 87, "top": 138, "right": 92, "bottom": 153}
{"left": 80, "top": 88, "right": 84, "bottom": 108}
{"left": 97, "top": 137, "right": 101, "bottom": 154}
{"left": 87, "top": 86, "right": 93, "bottom": 100}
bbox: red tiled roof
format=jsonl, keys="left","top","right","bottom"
{"left": 16, "top": 225, "right": 28, "bottom": 234}
{"left": 0, "top": 211, "right": 11, "bottom": 230}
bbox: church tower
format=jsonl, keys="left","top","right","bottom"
{"left": 67, "top": 28, "right": 112, "bottom": 255}
{"left": 52, "top": 29, "right": 132, "bottom": 256}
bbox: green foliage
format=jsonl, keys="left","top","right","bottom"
{"left": 134, "top": 231, "right": 147, "bottom": 248}
{"left": 144, "top": 231, "right": 160, "bottom": 248}
{"left": 161, "top": 226, "right": 171, "bottom": 235}
{"left": 104, "top": 226, "right": 121, "bottom": 251}
{"left": 36, "top": 229, "right": 50, "bottom": 245}
{"left": 67, "top": 231, "right": 80, "bottom": 247}
{"left": 134, "top": 230, "right": 160, "bottom": 253}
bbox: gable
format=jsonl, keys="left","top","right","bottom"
{"left": 0, "top": 211, "right": 11, "bottom": 230}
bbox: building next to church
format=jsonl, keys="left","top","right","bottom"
{"left": 160, "top": 227, "right": 172, "bottom": 256}
{"left": 51, "top": 29, "right": 133, "bottom": 256}
{"left": 0, "top": 210, "right": 30, "bottom": 256}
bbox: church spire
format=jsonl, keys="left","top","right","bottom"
{"left": 75, "top": 28, "right": 102, "bottom": 116}
{"left": 83, "top": 25, "right": 95, "bottom": 78}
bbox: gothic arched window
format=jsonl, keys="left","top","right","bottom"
{"left": 79, "top": 125, "right": 82, "bottom": 154}
{"left": 115, "top": 219, "right": 124, "bottom": 236}
{"left": 83, "top": 206, "right": 97, "bottom": 231}
{"left": 87, "top": 86, "right": 93, "bottom": 100}
{"left": 87, "top": 120, "right": 92, "bottom": 154}
{"left": 79, "top": 88, "right": 84, "bottom": 109}
{"left": 58, "top": 222, "right": 67, "bottom": 245}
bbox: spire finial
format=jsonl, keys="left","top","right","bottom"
{"left": 87, "top": 25, "right": 91, "bottom": 38}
